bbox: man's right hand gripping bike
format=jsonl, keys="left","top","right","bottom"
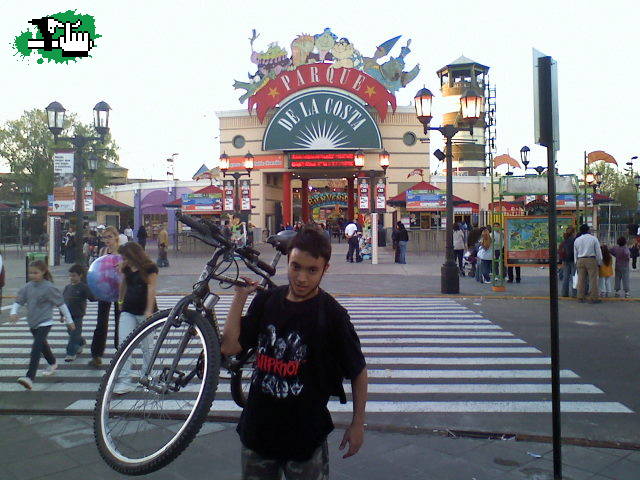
{"left": 93, "top": 212, "right": 296, "bottom": 475}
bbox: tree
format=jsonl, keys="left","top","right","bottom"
{"left": 0, "top": 108, "right": 119, "bottom": 203}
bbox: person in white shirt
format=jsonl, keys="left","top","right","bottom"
{"left": 124, "top": 225, "right": 133, "bottom": 241}
{"left": 344, "top": 220, "right": 360, "bottom": 263}
{"left": 573, "top": 224, "right": 603, "bottom": 303}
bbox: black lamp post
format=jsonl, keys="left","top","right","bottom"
{"left": 415, "top": 86, "right": 483, "bottom": 294}
{"left": 45, "top": 100, "right": 111, "bottom": 264}
{"left": 19, "top": 184, "right": 32, "bottom": 248}
{"left": 219, "top": 152, "right": 254, "bottom": 223}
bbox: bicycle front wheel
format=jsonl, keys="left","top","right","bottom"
{"left": 94, "top": 308, "right": 220, "bottom": 475}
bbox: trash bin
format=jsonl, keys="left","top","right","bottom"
{"left": 25, "top": 252, "right": 49, "bottom": 283}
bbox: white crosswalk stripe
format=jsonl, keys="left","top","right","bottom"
{"left": 0, "top": 296, "right": 633, "bottom": 415}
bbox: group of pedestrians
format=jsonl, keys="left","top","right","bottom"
{"left": 10, "top": 226, "right": 159, "bottom": 390}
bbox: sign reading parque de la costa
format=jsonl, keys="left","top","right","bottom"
{"left": 263, "top": 90, "right": 381, "bottom": 151}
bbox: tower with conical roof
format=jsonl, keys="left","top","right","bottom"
{"left": 437, "top": 56, "right": 489, "bottom": 175}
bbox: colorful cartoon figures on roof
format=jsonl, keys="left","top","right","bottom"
{"left": 233, "top": 28, "right": 420, "bottom": 102}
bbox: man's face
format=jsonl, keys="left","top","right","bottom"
{"left": 287, "top": 248, "right": 329, "bottom": 299}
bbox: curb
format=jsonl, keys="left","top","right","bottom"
{"left": 1, "top": 409, "right": 638, "bottom": 452}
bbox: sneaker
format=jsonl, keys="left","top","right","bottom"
{"left": 483, "top": 280, "right": 492, "bottom": 284}
{"left": 64, "top": 354, "right": 76, "bottom": 362}
{"left": 113, "top": 382, "right": 137, "bottom": 395}
{"left": 614, "top": 292, "right": 620, "bottom": 298}
{"left": 41, "top": 363, "right": 58, "bottom": 376}
{"left": 89, "top": 357, "right": 102, "bottom": 367}
{"left": 625, "top": 292, "right": 630, "bottom": 298}
{"left": 17, "top": 377, "right": 33, "bottom": 390}
{"left": 76, "top": 346, "right": 84, "bottom": 355}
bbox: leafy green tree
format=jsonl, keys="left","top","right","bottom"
{"left": 583, "top": 162, "right": 638, "bottom": 210}
{"left": 0, "top": 108, "right": 119, "bottom": 203}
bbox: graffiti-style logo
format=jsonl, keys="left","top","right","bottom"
{"left": 13, "top": 10, "right": 99, "bottom": 64}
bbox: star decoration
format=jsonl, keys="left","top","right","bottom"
{"left": 364, "top": 85, "right": 376, "bottom": 98}
{"left": 267, "top": 87, "right": 279, "bottom": 98}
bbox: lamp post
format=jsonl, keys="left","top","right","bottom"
{"left": 586, "top": 172, "right": 602, "bottom": 229}
{"left": 415, "top": 86, "right": 483, "bottom": 294}
{"left": 219, "top": 151, "right": 253, "bottom": 225}
{"left": 354, "top": 151, "right": 390, "bottom": 264}
{"left": 19, "top": 184, "right": 32, "bottom": 249}
{"left": 45, "top": 100, "right": 110, "bottom": 265}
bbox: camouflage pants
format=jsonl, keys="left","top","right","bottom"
{"left": 241, "top": 441, "right": 329, "bottom": 480}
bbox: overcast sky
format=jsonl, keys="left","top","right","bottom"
{"left": 2, "top": 0, "right": 639, "bottom": 181}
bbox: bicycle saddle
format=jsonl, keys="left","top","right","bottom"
{"left": 267, "top": 230, "right": 297, "bottom": 254}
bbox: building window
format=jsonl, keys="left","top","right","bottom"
{"left": 403, "top": 132, "right": 417, "bottom": 146}
{"left": 232, "top": 135, "right": 246, "bottom": 149}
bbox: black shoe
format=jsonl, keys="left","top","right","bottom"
{"left": 516, "top": 279, "right": 521, "bottom": 283}
{"left": 507, "top": 279, "right": 513, "bottom": 283}
{"left": 590, "top": 299, "right": 602, "bottom": 304}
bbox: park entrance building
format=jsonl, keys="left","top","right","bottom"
{"left": 215, "top": 29, "right": 429, "bottom": 235}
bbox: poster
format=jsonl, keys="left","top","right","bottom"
{"left": 223, "top": 180, "right": 235, "bottom": 212}
{"left": 358, "top": 178, "right": 369, "bottom": 212}
{"left": 505, "top": 215, "right": 575, "bottom": 266}
{"left": 182, "top": 192, "right": 222, "bottom": 214}
{"left": 240, "top": 179, "right": 251, "bottom": 212}
{"left": 406, "top": 188, "right": 446, "bottom": 210}
{"left": 84, "top": 183, "right": 94, "bottom": 212}
{"left": 52, "top": 150, "right": 75, "bottom": 212}
{"left": 375, "top": 178, "right": 386, "bottom": 212}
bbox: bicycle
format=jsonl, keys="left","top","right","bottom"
{"left": 93, "top": 212, "right": 296, "bottom": 475}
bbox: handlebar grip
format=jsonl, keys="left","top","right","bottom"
{"left": 255, "top": 259, "right": 276, "bottom": 276}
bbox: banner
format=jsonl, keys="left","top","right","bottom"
{"left": 225, "top": 154, "right": 284, "bottom": 171}
{"left": 505, "top": 216, "right": 575, "bottom": 266}
{"left": 223, "top": 180, "right": 235, "bottom": 212}
{"left": 182, "top": 192, "right": 222, "bottom": 214}
{"left": 52, "top": 150, "right": 75, "bottom": 213}
{"left": 84, "top": 183, "right": 94, "bottom": 212}
{"left": 357, "top": 178, "right": 370, "bottom": 212}
{"left": 375, "top": 178, "right": 386, "bottom": 212}
{"left": 239, "top": 179, "right": 251, "bottom": 212}
{"left": 406, "top": 188, "right": 446, "bottom": 211}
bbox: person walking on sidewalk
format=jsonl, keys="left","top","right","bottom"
{"left": 9, "top": 260, "right": 75, "bottom": 390}
{"left": 89, "top": 226, "right": 122, "bottom": 367}
{"left": 137, "top": 224, "right": 148, "bottom": 250}
{"left": 453, "top": 223, "right": 465, "bottom": 275}
{"left": 157, "top": 224, "right": 170, "bottom": 268}
{"left": 630, "top": 237, "right": 640, "bottom": 270}
{"left": 344, "top": 219, "right": 361, "bottom": 263}
{"left": 220, "top": 225, "right": 367, "bottom": 479}
{"left": 63, "top": 264, "right": 96, "bottom": 362}
{"left": 394, "top": 221, "right": 409, "bottom": 264}
{"left": 609, "top": 237, "right": 631, "bottom": 298}
{"left": 560, "top": 226, "right": 577, "bottom": 297}
{"left": 574, "top": 224, "right": 603, "bottom": 303}
{"left": 112, "top": 242, "right": 158, "bottom": 394}
{"left": 478, "top": 229, "right": 493, "bottom": 284}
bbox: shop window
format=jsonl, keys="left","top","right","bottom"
{"left": 232, "top": 135, "right": 246, "bottom": 149}
{"left": 403, "top": 132, "right": 417, "bottom": 146}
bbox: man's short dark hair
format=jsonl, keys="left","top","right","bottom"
{"left": 69, "top": 264, "right": 86, "bottom": 276}
{"left": 287, "top": 224, "right": 331, "bottom": 264}
{"left": 579, "top": 224, "right": 590, "bottom": 235}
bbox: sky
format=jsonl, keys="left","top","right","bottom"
{"left": 1, "top": 0, "right": 639, "bottom": 181}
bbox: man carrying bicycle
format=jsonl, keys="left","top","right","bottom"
{"left": 221, "top": 224, "right": 368, "bottom": 479}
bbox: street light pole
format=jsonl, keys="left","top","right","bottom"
{"left": 219, "top": 152, "right": 254, "bottom": 238}
{"left": 415, "top": 87, "right": 483, "bottom": 294}
{"left": 46, "top": 101, "right": 110, "bottom": 265}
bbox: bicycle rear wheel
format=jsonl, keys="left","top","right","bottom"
{"left": 94, "top": 308, "right": 220, "bottom": 475}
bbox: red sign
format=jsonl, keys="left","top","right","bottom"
{"left": 226, "top": 154, "right": 284, "bottom": 171}
{"left": 248, "top": 63, "right": 397, "bottom": 123}
{"left": 223, "top": 180, "right": 235, "bottom": 212}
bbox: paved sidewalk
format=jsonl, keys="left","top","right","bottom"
{"left": 0, "top": 414, "right": 638, "bottom": 480}
{"left": 4, "top": 242, "right": 639, "bottom": 299}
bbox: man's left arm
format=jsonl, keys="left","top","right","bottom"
{"left": 339, "top": 367, "right": 368, "bottom": 458}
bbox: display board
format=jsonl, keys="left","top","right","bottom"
{"left": 505, "top": 215, "right": 574, "bottom": 266}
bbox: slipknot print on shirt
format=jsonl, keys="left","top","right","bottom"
{"left": 253, "top": 324, "right": 308, "bottom": 399}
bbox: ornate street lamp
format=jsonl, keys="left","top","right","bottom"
{"left": 219, "top": 152, "right": 230, "bottom": 172}
{"left": 93, "top": 101, "right": 111, "bottom": 139}
{"left": 378, "top": 150, "right": 390, "bottom": 173}
{"left": 244, "top": 152, "right": 254, "bottom": 173}
{"left": 45, "top": 101, "right": 66, "bottom": 139}
{"left": 220, "top": 151, "right": 253, "bottom": 218}
{"left": 354, "top": 149, "right": 365, "bottom": 169}
{"left": 520, "top": 146, "right": 530, "bottom": 169}
{"left": 414, "top": 86, "right": 483, "bottom": 294}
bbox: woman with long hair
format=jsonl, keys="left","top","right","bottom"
{"left": 89, "top": 226, "right": 121, "bottom": 368}
{"left": 452, "top": 223, "right": 466, "bottom": 275}
{"left": 113, "top": 242, "right": 158, "bottom": 394}
{"left": 393, "top": 221, "right": 409, "bottom": 264}
{"left": 477, "top": 229, "right": 493, "bottom": 284}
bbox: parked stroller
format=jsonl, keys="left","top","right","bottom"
{"left": 463, "top": 247, "right": 477, "bottom": 277}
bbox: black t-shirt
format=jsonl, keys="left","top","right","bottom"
{"left": 122, "top": 264, "right": 158, "bottom": 315}
{"left": 237, "top": 285, "right": 365, "bottom": 461}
